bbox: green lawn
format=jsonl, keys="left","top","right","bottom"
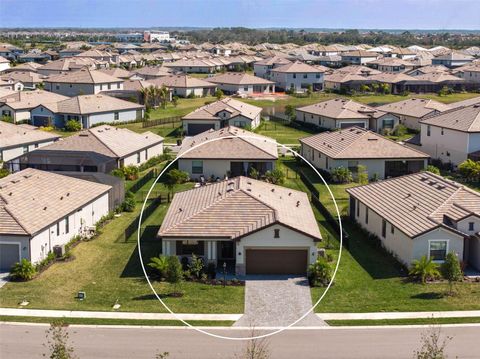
{"left": 254, "top": 120, "right": 316, "bottom": 144}
{"left": 326, "top": 317, "right": 480, "bottom": 326}
{"left": 277, "top": 159, "right": 480, "bottom": 313}
{"left": 0, "top": 176, "right": 244, "bottom": 314}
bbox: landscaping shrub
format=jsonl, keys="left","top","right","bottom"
{"left": 166, "top": 256, "right": 183, "bottom": 295}
{"left": 64, "top": 119, "right": 81, "bottom": 132}
{"left": 409, "top": 256, "right": 440, "bottom": 284}
{"left": 0, "top": 168, "right": 10, "bottom": 179}
{"left": 458, "top": 159, "right": 480, "bottom": 182}
{"left": 206, "top": 262, "right": 217, "bottom": 279}
{"left": 148, "top": 255, "right": 169, "bottom": 280}
{"left": 264, "top": 168, "right": 285, "bottom": 184}
{"left": 121, "top": 191, "right": 136, "bottom": 212}
{"left": 36, "top": 251, "right": 56, "bottom": 271}
{"left": 441, "top": 252, "right": 463, "bottom": 295}
{"left": 357, "top": 165, "right": 369, "bottom": 185}
{"left": 110, "top": 168, "right": 125, "bottom": 179}
{"left": 330, "top": 167, "right": 353, "bottom": 184}
{"left": 123, "top": 165, "right": 139, "bottom": 181}
{"left": 187, "top": 254, "right": 204, "bottom": 280}
{"left": 308, "top": 257, "right": 333, "bottom": 287}
{"left": 214, "top": 88, "right": 224, "bottom": 100}
{"left": 392, "top": 124, "right": 408, "bottom": 138}
{"left": 165, "top": 169, "right": 189, "bottom": 194}
{"left": 10, "top": 259, "right": 37, "bottom": 281}
{"left": 424, "top": 165, "right": 440, "bottom": 175}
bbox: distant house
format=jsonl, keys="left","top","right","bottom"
{"left": 149, "top": 74, "right": 216, "bottom": 98}
{"left": 0, "top": 56, "right": 10, "bottom": 72}
{"left": 377, "top": 98, "right": 451, "bottom": 131}
{"left": 407, "top": 65, "right": 450, "bottom": 77}
{"left": 44, "top": 68, "right": 124, "bottom": 97}
{"left": 37, "top": 58, "right": 100, "bottom": 76}
{"left": 158, "top": 176, "right": 322, "bottom": 275}
{"left": 182, "top": 97, "right": 262, "bottom": 135}
{"left": 164, "top": 59, "right": 226, "bottom": 73}
{"left": 101, "top": 79, "right": 156, "bottom": 104}
{"left": 347, "top": 172, "right": 480, "bottom": 270}
{"left": 30, "top": 94, "right": 144, "bottom": 128}
{"left": 97, "top": 67, "right": 136, "bottom": 80}
{"left": 453, "top": 63, "right": 480, "bottom": 85}
{"left": 0, "top": 121, "right": 60, "bottom": 164}
{"left": 432, "top": 52, "right": 474, "bottom": 68}
{"left": 3, "top": 62, "right": 43, "bottom": 73}
{"left": 253, "top": 56, "right": 292, "bottom": 79}
{"left": 419, "top": 104, "right": 480, "bottom": 166}
{"left": 341, "top": 50, "right": 378, "bottom": 65}
{"left": 0, "top": 168, "right": 111, "bottom": 270}
{"left": 0, "top": 90, "right": 69, "bottom": 123}
{"left": 177, "top": 126, "right": 278, "bottom": 179}
{"left": 14, "top": 125, "right": 164, "bottom": 173}
{"left": 0, "top": 45, "right": 24, "bottom": 61}
{"left": 133, "top": 66, "right": 172, "bottom": 80}
{"left": 270, "top": 61, "right": 325, "bottom": 92}
{"left": 403, "top": 73, "right": 465, "bottom": 93}
{"left": 368, "top": 57, "right": 414, "bottom": 73}
{"left": 385, "top": 47, "right": 416, "bottom": 60}
{"left": 205, "top": 72, "right": 275, "bottom": 95}
{"left": 0, "top": 71, "right": 46, "bottom": 90}
{"left": 295, "top": 98, "right": 399, "bottom": 133}
{"left": 300, "top": 126, "right": 429, "bottom": 180}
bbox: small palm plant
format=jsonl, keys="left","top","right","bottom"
{"left": 409, "top": 256, "right": 440, "bottom": 284}
{"left": 148, "top": 255, "right": 169, "bottom": 280}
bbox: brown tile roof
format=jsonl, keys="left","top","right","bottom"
{"left": 39, "top": 57, "right": 99, "bottom": 72}
{"left": 448, "top": 96, "right": 480, "bottom": 109}
{"left": 44, "top": 94, "right": 144, "bottom": 115}
{"left": 133, "top": 66, "right": 172, "bottom": 77}
{"left": 341, "top": 50, "right": 379, "bottom": 58}
{"left": 0, "top": 71, "right": 46, "bottom": 84}
{"left": 159, "top": 176, "right": 322, "bottom": 241}
{"left": 182, "top": 97, "right": 261, "bottom": 121}
{"left": 408, "top": 65, "right": 450, "bottom": 75}
{"left": 420, "top": 104, "right": 480, "bottom": 132}
{"left": 0, "top": 121, "right": 60, "bottom": 149}
{"left": 368, "top": 72, "right": 417, "bottom": 84}
{"left": 333, "top": 65, "right": 382, "bottom": 76}
{"left": 347, "top": 172, "right": 480, "bottom": 238}
{"left": 407, "top": 72, "right": 464, "bottom": 83}
{"left": 149, "top": 74, "right": 216, "bottom": 89}
{"left": 206, "top": 72, "right": 274, "bottom": 85}
{"left": 254, "top": 55, "right": 292, "bottom": 66}
{"left": 178, "top": 126, "right": 278, "bottom": 160}
{"left": 0, "top": 168, "right": 111, "bottom": 236}
{"left": 300, "top": 126, "right": 429, "bottom": 160}
{"left": 97, "top": 67, "right": 134, "bottom": 79}
{"left": 40, "top": 125, "right": 163, "bottom": 158}
{"left": 297, "top": 98, "right": 386, "bottom": 120}
{"left": 377, "top": 98, "right": 451, "bottom": 118}
{"left": 0, "top": 90, "right": 68, "bottom": 110}
{"left": 270, "top": 61, "right": 324, "bottom": 73}
{"left": 45, "top": 68, "right": 123, "bottom": 84}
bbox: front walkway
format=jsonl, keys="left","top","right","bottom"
{"left": 233, "top": 275, "right": 326, "bottom": 327}
{"left": 0, "top": 272, "right": 9, "bottom": 289}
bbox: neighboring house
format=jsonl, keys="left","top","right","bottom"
{"left": 377, "top": 98, "right": 451, "bottom": 130}
{"left": 101, "top": 79, "right": 156, "bottom": 104}
{"left": 0, "top": 121, "right": 60, "bottom": 163}
{"left": 0, "top": 90, "right": 69, "bottom": 123}
{"left": 0, "top": 168, "right": 111, "bottom": 270}
{"left": 347, "top": 172, "right": 480, "bottom": 270}
{"left": 44, "top": 68, "right": 124, "bottom": 97}
{"left": 37, "top": 57, "right": 100, "bottom": 76}
{"left": 419, "top": 104, "right": 480, "bottom": 166}
{"left": 158, "top": 176, "right": 322, "bottom": 275}
{"left": 177, "top": 126, "right": 278, "bottom": 179}
{"left": 300, "top": 126, "right": 429, "bottom": 180}
{"left": 367, "top": 57, "right": 414, "bottom": 73}
{"left": 385, "top": 47, "right": 417, "bottom": 60}
{"left": 453, "top": 63, "right": 480, "bottom": 85}
{"left": 406, "top": 64, "right": 450, "bottom": 77}
{"left": 295, "top": 98, "right": 399, "bottom": 133}
{"left": 164, "top": 59, "right": 226, "bottom": 73}
{"left": 149, "top": 74, "right": 216, "bottom": 98}
{"left": 30, "top": 94, "right": 144, "bottom": 128}
{"left": 97, "top": 67, "right": 136, "bottom": 80}
{"left": 253, "top": 56, "right": 292, "bottom": 79}
{"left": 432, "top": 52, "right": 474, "bottom": 68}
{"left": 403, "top": 72, "right": 465, "bottom": 93}
{"left": 341, "top": 50, "right": 378, "bottom": 65}
{"left": 0, "top": 71, "right": 46, "bottom": 90}
{"left": 3, "top": 62, "right": 43, "bottom": 73}
{"left": 14, "top": 125, "right": 164, "bottom": 173}
{"left": 0, "top": 45, "right": 24, "bottom": 60}
{"left": 75, "top": 49, "right": 114, "bottom": 62}
{"left": 133, "top": 66, "right": 171, "bottom": 80}
{"left": 182, "top": 97, "right": 262, "bottom": 135}
{"left": 270, "top": 61, "right": 325, "bottom": 92}
{"left": 448, "top": 95, "right": 480, "bottom": 109}
{"left": 205, "top": 72, "right": 275, "bottom": 95}
{"left": 0, "top": 56, "right": 10, "bottom": 72}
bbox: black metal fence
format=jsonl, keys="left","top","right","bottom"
{"left": 142, "top": 116, "right": 182, "bottom": 128}
{"left": 128, "top": 168, "right": 158, "bottom": 193}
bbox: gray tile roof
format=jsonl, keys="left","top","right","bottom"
{"left": 420, "top": 104, "right": 480, "bottom": 132}
{"left": 182, "top": 97, "right": 262, "bottom": 121}
{"left": 0, "top": 121, "right": 60, "bottom": 149}
{"left": 297, "top": 98, "right": 386, "bottom": 120}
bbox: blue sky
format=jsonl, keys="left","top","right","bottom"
{"left": 0, "top": 0, "right": 479, "bottom": 30}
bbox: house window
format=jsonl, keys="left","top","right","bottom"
{"left": 348, "top": 160, "right": 359, "bottom": 173}
{"left": 441, "top": 128, "right": 444, "bottom": 135}
{"left": 234, "top": 121, "right": 246, "bottom": 127}
{"left": 244, "top": 86, "right": 248, "bottom": 91}
{"left": 365, "top": 207, "right": 369, "bottom": 224}
{"left": 114, "top": 112, "right": 119, "bottom": 120}
{"left": 382, "top": 219, "right": 386, "bottom": 238}
{"left": 303, "top": 74, "right": 308, "bottom": 79}
{"left": 192, "top": 160, "right": 203, "bottom": 174}
{"left": 56, "top": 222, "right": 60, "bottom": 236}
{"left": 469, "top": 222, "right": 475, "bottom": 231}
{"left": 427, "top": 125, "right": 431, "bottom": 136}
{"left": 383, "top": 119, "right": 395, "bottom": 129}
{"left": 181, "top": 240, "right": 203, "bottom": 255}
{"left": 316, "top": 74, "right": 320, "bottom": 78}
{"left": 65, "top": 217, "right": 69, "bottom": 234}
{"left": 23, "top": 146, "right": 29, "bottom": 154}
{"left": 137, "top": 152, "right": 141, "bottom": 163}
{"left": 293, "top": 74, "right": 296, "bottom": 79}
{"left": 108, "top": 83, "right": 111, "bottom": 90}
{"left": 391, "top": 224, "right": 395, "bottom": 235}
{"left": 117, "top": 83, "right": 120, "bottom": 89}
{"left": 429, "top": 241, "right": 448, "bottom": 261}
{"left": 56, "top": 85, "right": 59, "bottom": 90}
{"left": 35, "top": 143, "right": 39, "bottom": 148}
{"left": 274, "top": 229, "right": 280, "bottom": 238}
{"left": 145, "top": 149, "right": 148, "bottom": 160}
{"left": 356, "top": 200, "right": 360, "bottom": 217}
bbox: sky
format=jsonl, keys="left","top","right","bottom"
{"left": 0, "top": 0, "right": 479, "bottom": 30}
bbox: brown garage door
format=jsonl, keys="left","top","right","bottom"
{"left": 246, "top": 249, "right": 308, "bottom": 275}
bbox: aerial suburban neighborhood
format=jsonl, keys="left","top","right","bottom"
{"left": 0, "top": 1, "right": 479, "bottom": 358}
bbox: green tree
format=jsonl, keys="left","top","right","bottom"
{"left": 440, "top": 252, "right": 463, "bottom": 295}
{"left": 10, "top": 258, "right": 37, "bottom": 281}
{"left": 164, "top": 169, "right": 189, "bottom": 194}
{"left": 44, "top": 321, "right": 77, "bottom": 359}
{"left": 121, "top": 191, "right": 136, "bottom": 212}
{"left": 284, "top": 105, "right": 296, "bottom": 120}
{"left": 331, "top": 167, "right": 353, "bottom": 184}
{"left": 264, "top": 168, "right": 285, "bottom": 185}
{"left": 458, "top": 159, "right": 480, "bottom": 182}
{"left": 306, "top": 84, "right": 313, "bottom": 97}
{"left": 166, "top": 256, "right": 183, "bottom": 295}
{"left": 249, "top": 167, "right": 260, "bottom": 179}
{"left": 148, "top": 255, "right": 169, "bottom": 280}
{"left": 0, "top": 168, "right": 10, "bottom": 179}
{"left": 64, "top": 119, "right": 81, "bottom": 132}
{"left": 215, "top": 88, "right": 224, "bottom": 100}
{"left": 359, "top": 84, "right": 370, "bottom": 93}
{"left": 172, "top": 96, "right": 179, "bottom": 107}
{"left": 187, "top": 254, "right": 204, "bottom": 280}
{"left": 409, "top": 256, "right": 440, "bottom": 284}
{"left": 424, "top": 165, "right": 440, "bottom": 175}
{"left": 308, "top": 257, "right": 332, "bottom": 287}
{"left": 357, "top": 165, "right": 369, "bottom": 185}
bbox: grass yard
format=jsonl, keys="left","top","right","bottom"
{"left": 277, "top": 159, "right": 480, "bottom": 313}
{"left": 254, "top": 120, "right": 316, "bottom": 144}
{"left": 0, "top": 177, "right": 244, "bottom": 314}
{"left": 326, "top": 317, "right": 480, "bottom": 326}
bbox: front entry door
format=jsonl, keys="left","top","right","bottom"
{"left": 219, "top": 241, "right": 234, "bottom": 259}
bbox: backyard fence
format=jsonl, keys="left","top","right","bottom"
{"left": 129, "top": 168, "right": 158, "bottom": 193}
{"left": 142, "top": 116, "right": 182, "bottom": 128}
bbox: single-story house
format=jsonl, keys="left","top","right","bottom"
{"left": 158, "top": 176, "right": 322, "bottom": 275}
{"left": 432, "top": 52, "right": 474, "bottom": 68}
{"left": 13, "top": 125, "right": 164, "bottom": 173}
{"left": 376, "top": 98, "right": 451, "bottom": 131}
{"left": 133, "top": 66, "right": 171, "bottom": 80}
{"left": 101, "top": 79, "right": 156, "bottom": 104}
{"left": 453, "top": 63, "right": 480, "bottom": 84}
{"left": 164, "top": 59, "right": 226, "bottom": 73}
{"left": 177, "top": 126, "right": 278, "bottom": 179}
{"left": 341, "top": 50, "right": 378, "bottom": 65}
{"left": 97, "top": 67, "right": 137, "bottom": 80}
{"left": 30, "top": 94, "right": 144, "bottom": 128}
{"left": 270, "top": 61, "right": 325, "bottom": 92}
{"left": 149, "top": 74, "right": 216, "bottom": 98}
{"left": 419, "top": 104, "right": 480, "bottom": 166}
{"left": 205, "top": 72, "right": 275, "bottom": 95}
{"left": 0, "top": 168, "right": 111, "bottom": 270}
{"left": 0, "top": 71, "right": 46, "bottom": 90}
{"left": 367, "top": 57, "right": 414, "bottom": 73}
{"left": 0, "top": 90, "right": 69, "bottom": 123}
{"left": 347, "top": 172, "right": 480, "bottom": 270}
{"left": 182, "top": 97, "right": 262, "bottom": 135}
{"left": 300, "top": 126, "right": 429, "bottom": 180}
{"left": 0, "top": 121, "right": 60, "bottom": 163}
{"left": 37, "top": 58, "right": 100, "bottom": 76}
{"left": 44, "top": 68, "right": 124, "bottom": 97}
{"left": 0, "top": 56, "right": 10, "bottom": 72}
{"left": 295, "top": 98, "right": 399, "bottom": 133}
{"left": 253, "top": 56, "right": 292, "bottom": 79}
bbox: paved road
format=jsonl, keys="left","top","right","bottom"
{"left": 234, "top": 275, "right": 324, "bottom": 327}
{"left": 2, "top": 323, "right": 480, "bottom": 358}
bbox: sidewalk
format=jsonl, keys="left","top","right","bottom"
{"left": 1, "top": 308, "right": 479, "bottom": 322}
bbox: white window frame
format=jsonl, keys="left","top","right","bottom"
{"left": 428, "top": 240, "right": 449, "bottom": 262}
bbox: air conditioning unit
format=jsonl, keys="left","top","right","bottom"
{"left": 53, "top": 244, "right": 65, "bottom": 258}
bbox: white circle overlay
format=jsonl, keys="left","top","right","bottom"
{"left": 137, "top": 134, "right": 343, "bottom": 340}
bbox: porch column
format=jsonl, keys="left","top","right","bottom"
{"left": 206, "top": 241, "right": 217, "bottom": 262}
{"left": 162, "top": 240, "right": 176, "bottom": 256}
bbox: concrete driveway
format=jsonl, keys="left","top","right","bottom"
{"left": 234, "top": 275, "right": 325, "bottom": 327}
{"left": 0, "top": 272, "right": 10, "bottom": 289}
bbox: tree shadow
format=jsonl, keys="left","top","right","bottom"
{"left": 411, "top": 292, "right": 445, "bottom": 300}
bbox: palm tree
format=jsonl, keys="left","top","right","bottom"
{"left": 158, "top": 85, "right": 170, "bottom": 109}
{"left": 140, "top": 87, "right": 151, "bottom": 109}
{"left": 148, "top": 255, "right": 169, "bottom": 280}
{"left": 409, "top": 256, "right": 440, "bottom": 284}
